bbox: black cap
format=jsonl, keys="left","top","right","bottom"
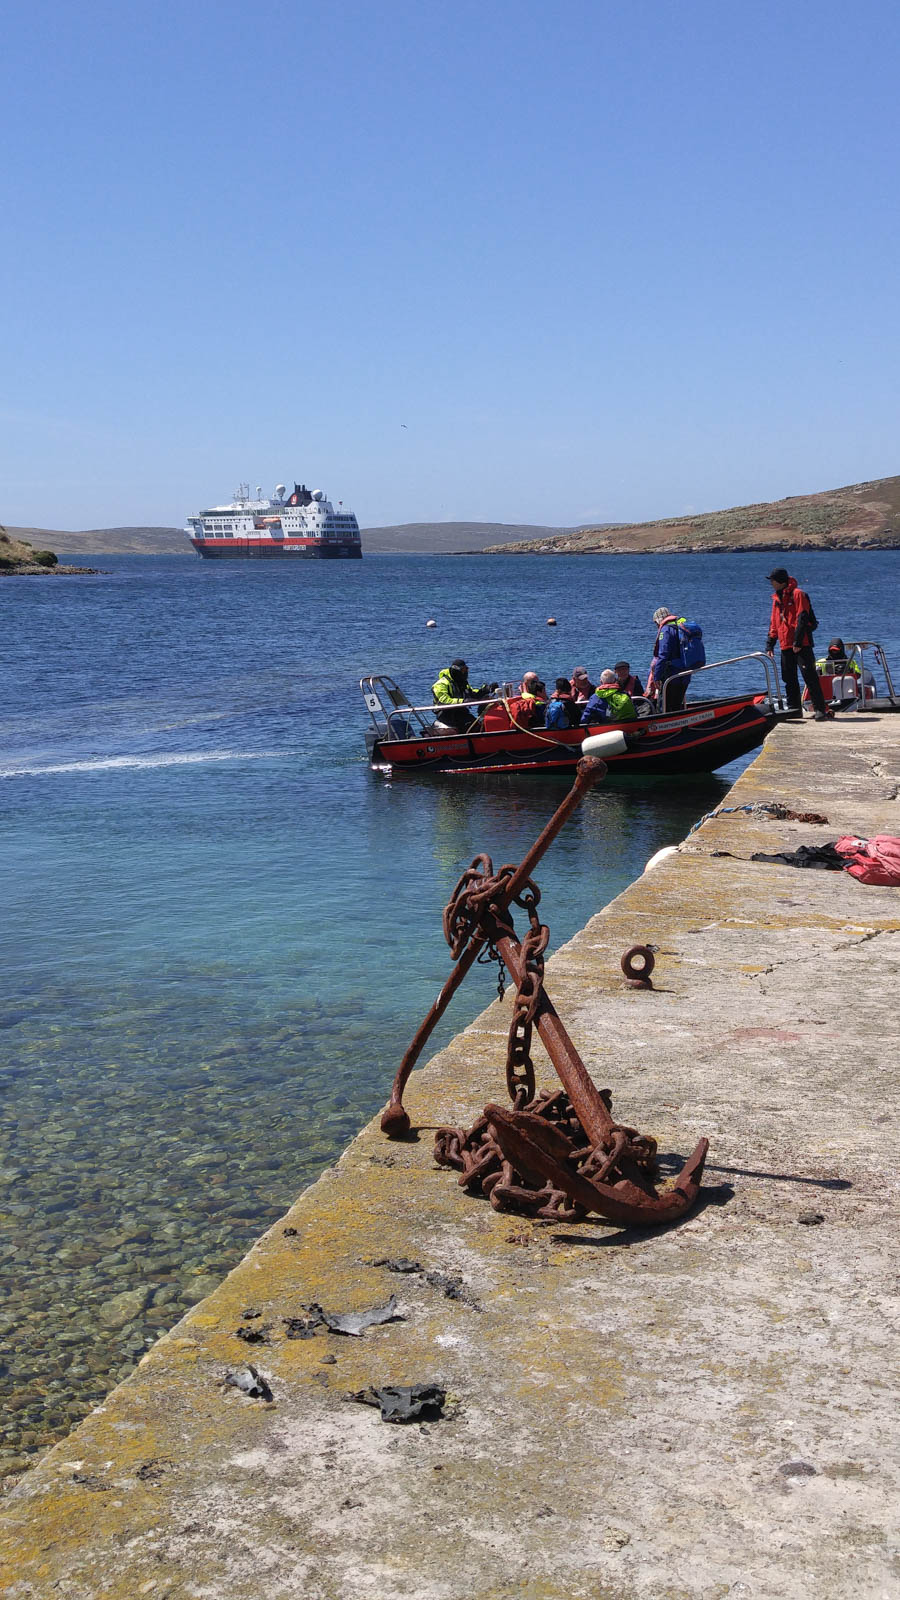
{"left": 766, "top": 567, "right": 790, "bottom": 584}
{"left": 450, "top": 658, "right": 468, "bottom": 673}
{"left": 827, "top": 638, "right": 846, "bottom": 653}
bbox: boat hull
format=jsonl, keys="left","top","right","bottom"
{"left": 191, "top": 539, "right": 361, "bottom": 559}
{"left": 369, "top": 695, "right": 777, "bottom": 777}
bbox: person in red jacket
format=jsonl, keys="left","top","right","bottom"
{"left": 764, "top": 568, "right": 830, "bottom": 719}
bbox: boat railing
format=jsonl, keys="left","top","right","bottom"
{"left": 361, "top": 675, "right": 537, "bottom": 740}
{"left": 833, "top": 642, "right": 899, "bottom": 711}
{"left": 660, "top": 652, "right": 786, "bottom": 713}
{"left": 361, "top": 674, "right": 482, "bottom": 740}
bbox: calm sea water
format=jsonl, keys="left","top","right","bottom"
{"left": 1, "top": 548, "right": 897, "bottom": 1468}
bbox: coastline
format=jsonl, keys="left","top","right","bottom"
{"left": 0, "top": 565, "right": 101, "bottom": 576}
{"left": 480, "top": 537, "right": 900, "bottom": 555}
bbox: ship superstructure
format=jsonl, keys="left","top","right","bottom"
{"left": 186, "top": 482, "right": 362, "bottom": 559}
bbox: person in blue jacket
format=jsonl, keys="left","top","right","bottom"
{"left": 545, "top": 677, "right": 580, "bottom": 729}
{"left": 647, "top": 606, "right": 689, "bottom": 710}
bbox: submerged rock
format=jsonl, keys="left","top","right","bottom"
{"left": 97, "top": 1285, "right": 153, "bottom": 1330}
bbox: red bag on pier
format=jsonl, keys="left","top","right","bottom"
{"left": 834, "top": 835, "right": 900, "bottom": 886}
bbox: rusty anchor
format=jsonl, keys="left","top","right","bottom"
{"left": 381, "top": 756, "right": 709, "bottom": 1228}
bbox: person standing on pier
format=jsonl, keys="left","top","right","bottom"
{"left": 764, "top": 568, "right": 831, "bottom": 720}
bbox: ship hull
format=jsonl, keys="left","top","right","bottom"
{"left": 190, "top": 539, "right": 362, "bottom": 559}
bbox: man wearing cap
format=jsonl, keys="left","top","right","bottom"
{"left": 614, "top": 660, "right": 644, "bottom": 698}
{"left": 432, "top": 659, "right": 497, "bottom": 732}
{"left": 764, "top": 569, "right": 830, "bottom": 719}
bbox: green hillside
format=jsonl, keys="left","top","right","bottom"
{"left": 0, "top": 527, "right": 62, "bottom": 573}
{"left": 484, "top": 475, "right": 900, "bottom": 554}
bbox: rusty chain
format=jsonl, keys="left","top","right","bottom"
{"left": 504, "top": 895, "right": 548, "bottom": 1104}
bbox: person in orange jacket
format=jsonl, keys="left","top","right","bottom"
{"left": 764, "top": 568, "right": 831, "bottom": 719}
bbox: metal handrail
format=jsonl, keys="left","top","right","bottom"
{"left": 840, "top": 642, "right": 898, "bottom": 707}
{"left": 361, "top": 673, "right": 504, "bottom": 738}
{"left": 660, "top": 652, "right": 784, "bottom": 712}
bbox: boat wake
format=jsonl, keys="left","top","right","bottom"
{"left": 0, "top": 749, "right": 282, "bottom": 779}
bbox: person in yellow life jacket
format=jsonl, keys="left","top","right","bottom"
{"left": 432, "top": 659, "right": 497, "bottom": 732}
{"left": 815, "top": 638, "right": 859, "bottom": 676}
{"left": 814, "top": 638, "right": 874, "bottom": 701}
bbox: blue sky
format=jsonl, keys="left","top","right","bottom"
{"left": 3, "top": 0, "right": 899, "bottom": 529}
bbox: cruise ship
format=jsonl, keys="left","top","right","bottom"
{"left": 186, "top": 482, "right": 362, "bottom": 559}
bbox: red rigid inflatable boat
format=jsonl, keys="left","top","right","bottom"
{"left": 362, "top": 654, "right": 790, "bottom": 778}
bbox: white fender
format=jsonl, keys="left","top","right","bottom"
{"left": 581, "top": 729, "right": 627, "bottom": 759}
{"left": 643, "top": 845, "right": 679, "bottom": 874}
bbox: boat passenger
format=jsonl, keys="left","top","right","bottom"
{"left": 580, "top": 669, "right": 637, "bottom": 726}
{"left": 614, "top": 660, "right": 644, "bottom": 698}
{"left": 432, "top": 659, "right": 497, "bottom": 732}
{"left": 508, "top": 672, "right": 548, "bottom": 728}
{"left": 811, "top": 637, "right": 874, "bottom": 703}
{"left": 545, "top": 678, "right": 580, "bottom": 729}
{"left": 646, "top": 606, "right": 689, "bottom": 711}
{"left": 815, "top": 638, "right": 861, "bottom": 677}
{"left": 570, "top": 667, "right": 594, "bottom": 703}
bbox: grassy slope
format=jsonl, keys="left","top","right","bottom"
{"left": 0, "top": 527, "right": 61, "bottom": 573}
{"left": 5, "top": 525, "right": 188, "bottom": 555}
{"left": 483, "top": 475, "right": 900, "bottom": 553}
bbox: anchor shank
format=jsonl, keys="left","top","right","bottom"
{"left": 493, "top": 930, "right": 616, "bottom": 1148}
{"left": 381, "top": 755, "right": 608, "bottom": 1135}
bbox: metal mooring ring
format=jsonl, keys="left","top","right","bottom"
{"left": 621, "top": 945, "right": 655, "bottom": 988}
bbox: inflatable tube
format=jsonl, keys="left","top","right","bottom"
{"left": 581, "top": 729, "right": 628, "bottom": 759}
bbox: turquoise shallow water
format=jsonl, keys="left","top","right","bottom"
{"left": 1, "top": 549, "right": 897, "bottom": 1468}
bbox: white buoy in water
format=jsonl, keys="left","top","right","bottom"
{"left": 547, "top": 617, "right": 557, "bottom": 626}
{"left": 426, "top": 619, "right": 437, "bottom": 628}
{"left": 581, "top": 729, "right": 628, "bottom": 759}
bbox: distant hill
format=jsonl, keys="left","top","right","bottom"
{"left": 4, "top": 525, "right": 188, "bottom": 555}
{"left": 5, "top": 521, "right": 577, "bottom": 556}
{"left": 359, "top": 521, "right": 579, "bottom": 552}
{"left": 483, "top": 476, "right": 900, "bottom": 554}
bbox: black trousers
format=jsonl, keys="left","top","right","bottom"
{"left": 780, "top": 647, "right": 827, "bottom": 713}
{"left": 659, "top": 675, "right": 688, "bottom": 711}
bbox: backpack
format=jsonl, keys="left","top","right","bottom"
{"left": 677, "top": 621, "right": 706, "bottom": 670}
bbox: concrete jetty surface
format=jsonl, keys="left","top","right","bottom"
{"left": 2, "top": 719, "right": 898, "bottom": 1600}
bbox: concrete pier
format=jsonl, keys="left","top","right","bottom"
{"left": 1, "top": 719, "right": 898, "bottom": 1600}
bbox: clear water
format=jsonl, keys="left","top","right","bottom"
{"left": 1, "top": 549, "right": 897, "bottom": 1467}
